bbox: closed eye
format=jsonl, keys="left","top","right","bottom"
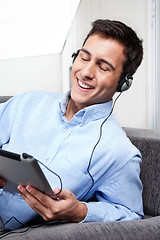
{"left": 80, "top": 54, "right": 90, "bottom": 62}
{"left": 98, "top": 60, "right": 115, "bottom": 72}
{"left": 79, "top": 49, "right": 91, "bottom": 62}
{"left": 98, "top": 63, "right": 111, "bottom": 72}
{"left": 81, "top": 57, "right": 89, "bottom": 61}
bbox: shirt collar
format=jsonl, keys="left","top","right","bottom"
{"left": 60, "top": 90, "right": 71, "bottom": 114}
{"left": 59, "top": 90, "right": 113, "bottom": 124}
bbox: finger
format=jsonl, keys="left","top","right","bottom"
{"left": 0, "top": 179, "right": 6, "bottom": 188}
{"left": 25, "top": 185, "right": 56, "bottom": 208}
{"left": 18, "top": 185, "right": 61, "bottom": 222}
{"left": 18, "top": 185, "right": 44, "bottom": 205}
{"left": 18, "top": 185, "right": 39, "bottom": 203}
{"left": 18, "top": 185, "right": 50, "bottom": 218}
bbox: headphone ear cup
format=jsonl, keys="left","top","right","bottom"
{"left": 117, "top": 73, "right": 133, "bottom": 92}
{"left": 72, "top": 50, "right": 80, "bottom": 63}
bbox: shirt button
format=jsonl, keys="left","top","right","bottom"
{"left": 64, "top": 127, "right": 68, "bottom": 132}
{"left": 45, "top": 158, "right": 50, "bottom": 163}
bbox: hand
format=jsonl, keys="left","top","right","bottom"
{"left": 0, "top": 178, "right": 6, "bottom": 189}
{"left": 17, "top": 185, "right": 87, "bottom": 223}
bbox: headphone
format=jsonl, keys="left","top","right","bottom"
{"left": 117, "top": 73, "right": 133, "bottom": 92}
{"left": 71, "top": 50, "right": 133, "bottom": 92}
{"left": 72, "top": 50, "right": 80, "bottom": 63}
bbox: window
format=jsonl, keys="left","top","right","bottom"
{"left": 0, "top": 0, "right": 80, "bottom": 60}
{"left": 148, "top": 0, "right": 160, "bottom": 130}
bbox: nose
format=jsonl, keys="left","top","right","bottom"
{"left": 80, "top": 61, "right": 95, "bottom": 80}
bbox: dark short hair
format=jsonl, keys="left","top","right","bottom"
{"left": 83, "top": 19, "right": 143, "bottom": 77}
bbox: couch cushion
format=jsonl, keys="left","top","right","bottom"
{"left": 124, "top": 127, "right": 160, "bottom": 217}
{"left": 0, "top": 96, "right": 12, "bottom": 103}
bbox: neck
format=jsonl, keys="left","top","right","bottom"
{"left": 65, "top": 98, "right": 82, "bottom": 121}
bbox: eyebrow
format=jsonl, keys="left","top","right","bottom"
{"left": 80, "top": 48, "right": 115, "bottom": 71}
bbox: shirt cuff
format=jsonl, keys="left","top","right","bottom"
{"left": 79, "top": 202, "right": 104, "bottom": 223}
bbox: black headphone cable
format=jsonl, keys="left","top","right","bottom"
{"left": 82, "top": 92, "right": 122, "bottom": 200}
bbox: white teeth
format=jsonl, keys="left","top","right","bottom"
{"left": 78, "top": 80, "right": 93, "bottom": 89}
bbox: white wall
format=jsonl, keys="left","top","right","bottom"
{"left": 0, "top": 54, "right": 62, "bottom": 96}
{"left": 62, "top": 0, "right": 149, "bottom": 129}
{"left": 0, "top": 0, "right": 152, "bottom": 129}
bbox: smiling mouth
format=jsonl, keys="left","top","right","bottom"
{"left": 78, "top": 79, "right": 94, "bottom": 89}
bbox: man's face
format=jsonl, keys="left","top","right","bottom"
{"left": 70, "top": 34, "right": 126, "bottom": 110}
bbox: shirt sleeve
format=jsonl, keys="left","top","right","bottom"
{"left": 81, "top": 154, "right": 143, "bottom": 222}
{"left": 0, "top": 91, "right": 38, "bottom": 147}
{"left": 0, "top": 97, "right": 17, "bottom": 147}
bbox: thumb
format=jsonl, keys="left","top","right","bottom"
{"left": 53, "top": 188, "right": 72, "bottom": 200}
{"left": 53, "top": 188, "right": 66, "bottom": 200}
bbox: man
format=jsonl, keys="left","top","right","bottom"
{"left": 0, "top": 19, "right": 143, "bottom": 231}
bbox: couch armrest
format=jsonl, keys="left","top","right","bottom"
{"left": 1, "top": 217, "right": 160, "bottom": 240}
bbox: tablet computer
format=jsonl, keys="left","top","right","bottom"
{"left": 0, "top": 149, "right": 53, "bottom": 196}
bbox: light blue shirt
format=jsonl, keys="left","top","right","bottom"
{"left": 0, "top": 90, "right": 143, "bottom": 230}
